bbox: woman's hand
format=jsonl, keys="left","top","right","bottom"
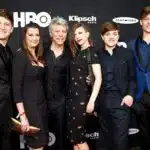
{"left": 20, "top": 115, "right": 30, "bottom": 133}
{"left": 86, "top": 74, "right": 91, "bottom": 85}
{"left": 86, "top": 102, "right": 95, "bottom": 114}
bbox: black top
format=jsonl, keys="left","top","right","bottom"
{"left": 44, "top": 47, "right": 71, "bottom": 107}
{"left": 0, "top": 43, "right": 13, "bottom": 125}
{"left": 97, "top": 46, "right": 136, "bottom": 98}
{"left": 100, "top": 48, "right": 119, "bottom": 91}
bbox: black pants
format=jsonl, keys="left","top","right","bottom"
{"left": 0, "top": 121, "right": 11, "bottom": 150}
{"left": 98, "top": 92, "right": 130, "bottom": 150}
{"left": 132, "top": 92, "right": 150, "bottom": 150}
{"left": 48, "top": 99, "right": 66, "bottom": 150}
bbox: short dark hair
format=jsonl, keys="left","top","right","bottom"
{"left": 100, "top": 21, "right": 119, "bottom": 35}
{"left": 140, "top": 6, "right": 150, "bottom": 20}
{"left": 0, "top": 9, "right": 13, "bottom": 25}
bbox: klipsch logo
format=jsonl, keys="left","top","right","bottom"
{"left": 113, "top": 17, "right": 138, "bottom": 24}
{"left": 13, "top": 12, "right": 51, "bottom": 28}
{"left": 85, "top": 132, "right": 99, "bottom": 139}
{"left": 69, "top": 15, "right": 97, "bottom": 24}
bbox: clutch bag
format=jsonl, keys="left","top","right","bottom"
{"left": 11, "top": 117, "right": 40, "bottom": 135}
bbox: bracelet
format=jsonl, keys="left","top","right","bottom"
{"left": 19, "top": 112, "right": 25, "bottom": 117}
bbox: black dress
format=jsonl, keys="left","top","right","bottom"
{"left": 66, "top": 48, "right": 99, "bottom": 144}
{"left": 12, "top": 49, "right": 48, "bottom": 148}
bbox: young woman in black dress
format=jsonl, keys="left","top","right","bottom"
{"left": 12, "top": 22, "right": 48, "bottom": 150}
{"left": 66, "top": 23, "right": 102, "bottom": 150}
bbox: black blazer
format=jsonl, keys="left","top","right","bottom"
{"left": 0, "top": 44, "right": 13, "bottom": 125}
{"left": 98, "top": 46, "right": 136, "bottom": 98}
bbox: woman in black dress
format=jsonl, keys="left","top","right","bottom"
{"left": 66, "top": 23, "right": 102, "bottom": 150}
{"left": 12, "top": 22, "right": 48, "bottom": 150}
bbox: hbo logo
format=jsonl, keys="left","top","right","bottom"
{"left": 13, "top": 12, "right": 51, "bottom": 28}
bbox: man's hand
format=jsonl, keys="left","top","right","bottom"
{"left": 121, "top": 95, "right": 133, "bottom": 107}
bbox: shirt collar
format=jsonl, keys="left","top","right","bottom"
{"left": 138, "top": 35, "right": 150, "bottom": 45}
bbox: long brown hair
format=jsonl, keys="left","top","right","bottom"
{"left": 23, "top": 22, "right": 44, "bottom": 64}
{"left": 69, "top": 23, "right": 93, "bottom": 57}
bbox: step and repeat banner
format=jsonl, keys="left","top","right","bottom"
{"left": 1, "top": 0, "right": 150, "bottom": 149}
{"left": 2, "top": 0, "right": 149, "bottom": 50}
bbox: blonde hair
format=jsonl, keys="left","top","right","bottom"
{"left": 49, "top": 16, "right": 69, "bottom": 35}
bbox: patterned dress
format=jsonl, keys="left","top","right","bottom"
{"left": 66, "top": 48, "right": 99, "bottom": 144}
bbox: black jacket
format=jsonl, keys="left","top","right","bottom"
{"left": 0, "top": 44, "right": 13, "bottom": 125}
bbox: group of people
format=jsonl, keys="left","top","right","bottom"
{"left": 0, "top": 5, "right": 150, "bottom": 150}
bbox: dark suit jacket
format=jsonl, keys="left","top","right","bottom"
{"left": 0, "top": 44, "right": 13, "bottom": 125}
{"left": 128, "top": 38, "right": 150, "bottom": 101}
{"left": 98, "top": 46, "right": 136, "bottom": 99}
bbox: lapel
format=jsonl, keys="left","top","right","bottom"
{"left": 0, "top": 44, "right": 12, "bottom": 71}
{"left": 132, "top": 37, "right": 150, "bottom": 72}
{"left": 133, "top": 49, "right": 144, "bottom": 72}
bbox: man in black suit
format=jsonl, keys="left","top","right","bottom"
{"left": 97, "top": 22, "right": 136, "bottom": 150}
{"left": 0, "top": 9, "right": 14, "bottom": 150}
